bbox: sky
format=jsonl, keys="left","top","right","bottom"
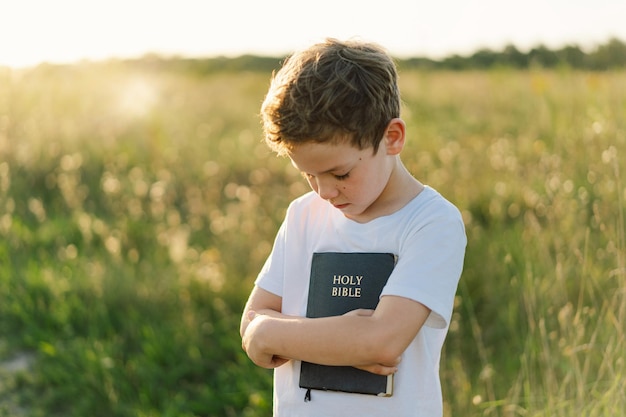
{"left": 1, "top": 0, "right": 626, "bottom": 68}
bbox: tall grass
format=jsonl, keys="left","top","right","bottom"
{"left": 407, "top": 70, "right": 626, "bottom": 416}
{"left": 0, "top": 63, "right": 624, "bottom": 416}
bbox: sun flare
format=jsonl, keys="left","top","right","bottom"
{"left": 116, "top": 77, "right": 158, "bottom": 118}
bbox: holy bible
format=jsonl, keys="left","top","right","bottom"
{"left": 299, "top": 252, "right": 396, "bottom": 397}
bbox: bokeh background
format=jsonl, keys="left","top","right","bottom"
{"left": 1, "top": 1, "right": 625, "bottom": 416}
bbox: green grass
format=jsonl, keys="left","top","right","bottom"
{"left": 0, "top": 63, "right": 624, "bottom": 416}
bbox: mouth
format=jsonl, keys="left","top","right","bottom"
{"left": 332, "top": 203, "right": 350, "bottom": 210}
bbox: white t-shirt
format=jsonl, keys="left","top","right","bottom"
{"left": 255, "top": 186, "right": 466, "bottom": 417}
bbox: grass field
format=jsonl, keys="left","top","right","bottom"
{"left": 0, "top": 62, "right": 624, "bottom": 416}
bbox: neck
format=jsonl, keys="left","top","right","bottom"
{"left": 348, "top": 159, "right": 423, "bottom": 223}
{"left": 389, "top": 159, "right": 424, "bottom": 203}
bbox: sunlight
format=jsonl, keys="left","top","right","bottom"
{"left": 116, "top": 77, "right": 158, "bottom": 118}
{"left": 2, "top": 0, "right": 626, "bottom": 68}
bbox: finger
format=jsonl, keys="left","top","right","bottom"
{"left": 354, "top": 363, "right": 399, "bottom": 376}
{"left": 272, "top": 356, "right": 290, "bottom": 367}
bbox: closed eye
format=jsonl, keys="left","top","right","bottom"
{"left": 300, "top": 171, "right": 350, "bottom": 181}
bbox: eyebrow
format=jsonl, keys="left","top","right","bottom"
{"left": 302, "top": 165, "right": 349, "bottom": 176}
{"left": 319, "top": 164, "right": 350, "bottom": 175}
{"left": 290, "top": 159, "right": 350, "bottom": 176}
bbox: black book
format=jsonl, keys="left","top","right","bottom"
{"left": 299, "top": 252, "right": 396, "bottom": 397}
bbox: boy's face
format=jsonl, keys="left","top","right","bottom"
{"left": 288, "top": 137, "right": 400, "bottom": 223}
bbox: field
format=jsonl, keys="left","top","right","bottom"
{"left": 0, "top": 61, "right": 624, "bottom": 416}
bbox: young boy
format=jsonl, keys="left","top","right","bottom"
{"left": 240, "top": 38, "right": 466, "bottom": 416}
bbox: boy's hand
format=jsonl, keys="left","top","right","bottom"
{"left": 353, "top": 357, "right": 401, "bottom": 375}
{"left": 344, "top": 308, "right": 401, "bottom": 375}
{"left": 354, "top": 363, "right": 399, "bottom": 375}
{"left": 242, "top": 311, "right": 289, "bottom": 369}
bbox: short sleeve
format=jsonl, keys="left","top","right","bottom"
{"left": 381, "top": 211, "right": 466, "bottom": 329}
{"left": 255, "top": 219, "right": 288, "bottom": 297}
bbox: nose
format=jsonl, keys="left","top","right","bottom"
{"left": 315, "top": 177, "right": 340, "bottom": 200}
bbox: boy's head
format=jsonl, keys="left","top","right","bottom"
{"left": 261, "top": 38, "right": 401, "bottom": 156}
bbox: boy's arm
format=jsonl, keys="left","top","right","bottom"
{"left": 240, "top": 285, "right": 282, "bottom": 338}
{"left": 240, "top": 285, "right": 290, "bottom": 369}
{"left": 242, "top": 294, "right": 430, "bottom": 370}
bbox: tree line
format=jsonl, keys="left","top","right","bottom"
{"left": 400, "top": 37, "right": 626, "bottom": 70}
{"left": 58, "top": 37, "right": 625, "bottom": 74}
{"left": 145, "top": 38, "right": 626, "bottom": 75}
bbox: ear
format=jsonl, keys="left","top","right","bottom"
{"left": 383, "top": 118, "right": 406, "bottom": 156}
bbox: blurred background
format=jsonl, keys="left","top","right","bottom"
{"left": 2, "top": 0, "right": 626, "bottom": 68}
{"left": 0, "top": 1, "right": 625, "bottom": 416}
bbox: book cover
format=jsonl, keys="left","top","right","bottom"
{"left": 299, "top": 252, "right": 396, "bottom": 397}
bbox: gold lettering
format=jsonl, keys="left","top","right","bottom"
{"left": 331, "top": 287, "right": 362, "bottom": 298}
{"left": 330, "top": 273, "right": 365, "bottom": 298}
{"left": 332, "top": 275, "right": 365, "bottom": 285}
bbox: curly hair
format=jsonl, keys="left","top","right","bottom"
{"left": 260, "top": 38, "right": 401, "bottom": 155}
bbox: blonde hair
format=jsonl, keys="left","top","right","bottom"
{"left": 261, "top": 38, "right": 401, "bottom": 155}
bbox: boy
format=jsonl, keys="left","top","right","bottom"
{"left": 240, "top": 38, "right": 466, "bottom": 416}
